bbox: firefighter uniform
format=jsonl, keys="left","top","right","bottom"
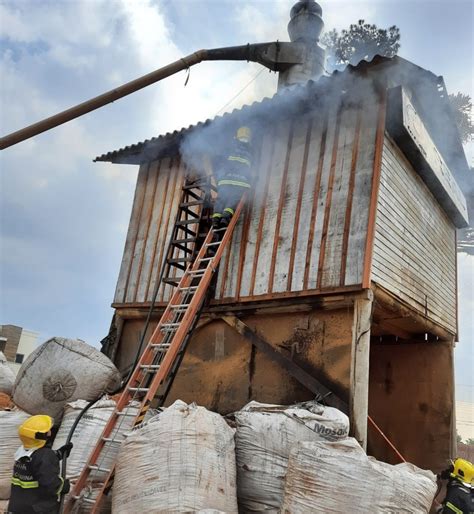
{"left": 212, "top": 126, "right": 252, "bottom": 228}
{"left": 8, "top": 415, "right": 71, "bottom": 514}
{"left": 439, "top": 458, "right": 474, "bottom": 514}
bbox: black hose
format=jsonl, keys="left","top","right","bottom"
{"left": 58, "top": 397, "right": 99, "bottom": 514}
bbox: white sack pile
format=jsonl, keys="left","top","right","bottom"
{"left": 53, "top": 398, "right": 140, "bottom": 481}
{"left": 112, "top": 400, "right": 238, "bottom": 514}
{"left": 0, "top": 352, "right": 15, "bottom": 395}
{"left": 234, "top": 400, "right": 349, "bottom": 512}
{"left": 282, "top": 438, "right": 437, "bottom": 514}
{"left": 13, "top": 337, "right": 121, "bottom": 421}
{"left": 0, "top": 409, "right": 29, "bottom": 499}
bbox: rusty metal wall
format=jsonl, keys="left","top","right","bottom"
{"left": 114, "top": 97, "right": 382, "bottom": 307}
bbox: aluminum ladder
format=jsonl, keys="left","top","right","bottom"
{"left": 65, "top": 196, "right": 245, "bottom": 514}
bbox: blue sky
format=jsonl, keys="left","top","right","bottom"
{"left": 0, "top": 0, "right": 472, "bottom": 401}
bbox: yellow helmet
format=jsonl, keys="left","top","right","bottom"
{"left": 18, "top": 415, "right": 53, "bottom": 449}
{"left": 236, "top": 126, "right": 251, "bottom": 143}
{"left": 451, "top": 458, "right": 474, "bottom": 485}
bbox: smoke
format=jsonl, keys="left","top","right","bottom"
{"left": 178, "top": 65, "right": 377, "bottom": 184}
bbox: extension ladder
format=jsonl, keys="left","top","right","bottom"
{"left": 65, "top": 196, "right": 245, "bottom": 513}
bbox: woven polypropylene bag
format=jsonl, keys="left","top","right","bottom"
{"left": 13, "top": 337, "right": 121, "bottom": 421}
{"left": 112, "top": 400, "right": 238, "bottom": 514}
{"left": 0, "top": 409, "right": 29, "bottom": 499}
{"left": 53, "top": 398, "right": 140, "bottom": 480}
{"left": 0, "top": 352, "right": 15, "bottom": 396}
{"left": 282, "top": 438, "right": 437, "bottom": 514}
{"left": 234, "top": 400, "right": 349, "bottom": 512}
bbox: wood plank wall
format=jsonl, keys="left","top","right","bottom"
{"left": 114, "top": 98, "right": 382, "bottom": 306}
{"left": 114, "top": 157, "right": 185, "bottom": 304}
{"left": 215, "top": 98, "right": 379, "bottom": 300}
{"left": 371, "top": 136, "right": 457, "bottom": 333}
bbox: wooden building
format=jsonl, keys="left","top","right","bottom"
{"left": 96, "top": 56, "right": 469, "bottom": 470}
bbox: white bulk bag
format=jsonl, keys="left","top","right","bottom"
{"left": 53, "top": 398, "right": 140, "bottom": 480}
{"left": 112, "top": 400, "right": 238, "bottom": 514}
{"left": 13, "top": 337, "right": 121, "bottom": 421}
{"left": 0, "top": 409, "right": 30, "bottom": 499}
{"left": 0, "top": 352, "right": 15, "bottom": 396}
{"left": 234, "top": 400, "right": 349, "bottom": 512}
{"left": 282, "top": 438, "right": 437, "bottom": 514}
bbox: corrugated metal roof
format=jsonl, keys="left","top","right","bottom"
{"left": 94, "top": 55, "right": 468, "bottom": 178}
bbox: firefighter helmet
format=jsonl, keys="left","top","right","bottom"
{"left": 18, "top": 415, "right": 53, "bottom": 449}
{"left": 451, "top": 458, "right": 474, "bottom": 485}
{"left": 236, "top": 126, "right": 251, "bottom": 143}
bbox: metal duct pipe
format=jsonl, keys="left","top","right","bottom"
{"left": 0, "top": 43, "right": 303, "bottom": 150}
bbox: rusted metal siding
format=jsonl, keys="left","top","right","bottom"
{"left": 371, "top": 135, "right": 457, "bottom": 334}
{"left": 114, "top": 98, "right": 383, "bottom": 306}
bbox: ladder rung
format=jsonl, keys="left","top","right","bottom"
{"left": 180, "top": 207, "right": 201, "bottom": 218}
{"left": 172, "top": 237, "right": 197, "bottom": 244}
{"left": 176, "top": 219, "right": 200, "bottom": 225}
{"left": 162, "top": 322, "right": 180, "bottom": 328}
{"left": 176, "top": 226, "right": 197, "bottom": 236}
{"left": 167, "top": 257, "right": 193, "bottom": 264}
{"left": 88, "top": 465, "right": 111, "bottom": 473}
{"left": 179, "top": 285, "right": 198, "bottom": 291}
{"left": 162, "top": 277, "right": 180, "bottom": 285}
{"left": 171, "top": 303, "right": 190, "bottom": 309}
{"left": 213, "top": 227, "right": 228, "bottom": 232}
{"left": 128, "top": 387, "right": 150, "bottom": 393}
{"left": 167, "top": 263, "right": 186, "bottom": 271}
{"left": 199, "top": 257, "right": 213, "bottom": 262}
{"left": 206, "top": 241, "right": 221, "bottom": 247}
{"left": 140, "top": 364, "right": 161, "bottom": 370}
{"left": 180, "top": 200, "right": 204, "bottom": 207}
{"left": 188, "top": 270, "right": 206, "bottom": 276}
{"left": 151, "top": 342, "right": 171, "bottom": 349}
{"left": 152, "top": 347, "right": 170, "bottom": 353}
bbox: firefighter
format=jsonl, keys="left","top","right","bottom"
{"left": 8, "top": 415, "right": 72, "bottom": 514}
{"left": 437, "top": 458, "right": 474, "bottom": 513}
{"left": 211, "top": 125, "right": 253, "bottom": 229}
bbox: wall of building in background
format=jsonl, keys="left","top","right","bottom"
{"left": 0, "top": 325, "right": 39, "bottom": 374}
{"left": 456, "top": 401, "right": 474, "bottom": 442}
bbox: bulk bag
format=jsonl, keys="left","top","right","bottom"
{"left": 282, "top": 438, "right": 437, "bottom": 513}
{"left": 234, "top": 400, "right": 349, "bottom": 512}
{"left": 13, "top": 337, "right": 121, "bottom": 421}
{"left": 112, "top": 400, "right": 238, "bottom": 513}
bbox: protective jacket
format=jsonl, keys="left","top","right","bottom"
{"left": 212, "top": 137, "right": 253, "bottom": 224}
{"left": 217, "top": 138, "right": 252, "bottom": 189}
{"left": 441, "top": 479, "right": 474, "bottom": 514}
{"left": 8, "top": 446, "right": 66, "bottom": 514}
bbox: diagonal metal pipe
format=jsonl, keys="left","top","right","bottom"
{"left": 0, "top": 42, "right": 303, "bottom": 150}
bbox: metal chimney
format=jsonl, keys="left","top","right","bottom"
{"left": 278, "top": 0, "right": 326, "bottom": 89}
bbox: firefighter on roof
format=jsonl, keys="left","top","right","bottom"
{"left": 8, "top": 415, "right": 72, "bottom": 514}
{"left": 211, "top": 125, "right": 253, "bottom": 229}
{"left": 438, "top": 457, "right": 474, "bottom": 513}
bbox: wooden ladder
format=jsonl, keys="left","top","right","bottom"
{"left": 65, "top": 196, "right": 245, "bottom": 514}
